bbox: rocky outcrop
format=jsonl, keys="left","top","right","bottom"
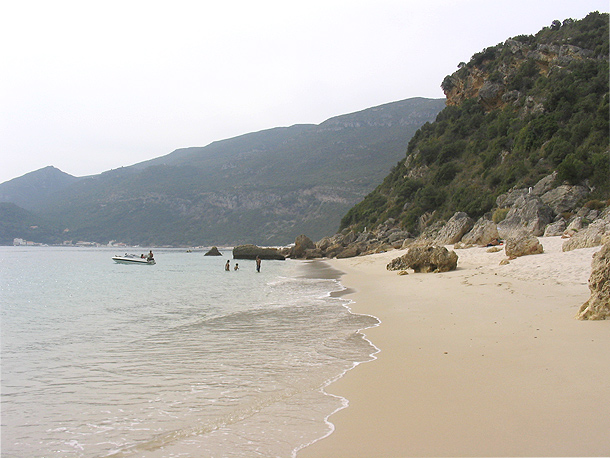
{"left": 233, "top": 244, "right": 285, "bottom": 260}
{"left": 496, "top": 188, "right": 530, "bottom": 209}
{"left": 204, "top": 246, "right": 222, "bottom": 256}
{"left": 576, "top": 242, "right": 610, "bottom": 320}
{"left": 505, "top": 233, "right": 544, "bottom": 257}
{"left": 531, "top": 171, "right": 557, "bottom": 196}
{"left": 290, "top": 234, "right": 317, "bottom": 259}
{"left": 336, "top": 244, "right": 362, "bottom": 259}
{"left": 443, "top": 39, "right": 597, "bottom": 112}
{"left": 562, "top": 210, "right": 610, "bottom": 251}
{"left": 435, "top": 212, "right": 474, "bottom": 245}
{"left": 297, "top": 220, "right": 410, "bottom": 259}
{"left": 543, "top": 219, "right": 566, "bottom": 237}
{"left": 305, "top": 182, "right": 606, "bottom": 261}
{"left": 461, "top": 218, "right": 499, "bottom": 247}
{"left": 540, "top": 185, "right": 589, "bottom": 214}
{"left": 387, "top": 245, "right": 458, "bottom": 273}
{"left": 497, "top": 195, "right": 554, "bottom": 239}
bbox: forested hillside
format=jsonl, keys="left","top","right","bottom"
{"left": 0, "top": 98, "right": 444, "bottom": 246}
{"left": 341, "top": 12, "right": 609, "bottom": 234}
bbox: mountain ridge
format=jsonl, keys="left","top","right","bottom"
{"left": 0, "top": 97, "right": 445, "bottom": 246}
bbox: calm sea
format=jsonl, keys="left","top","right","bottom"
{"left": 0, "top": 247, "right": 378, "bottom": 457}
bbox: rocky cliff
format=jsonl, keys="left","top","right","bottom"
{"left": 340, "top": 12, "right": 608, "bottom": 240}
{"left": 443, "top": 40, "right": 598, "bottom": 111}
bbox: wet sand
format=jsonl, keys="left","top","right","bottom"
{"left": 299, "top": 237, "right": 610, "bottom": 457}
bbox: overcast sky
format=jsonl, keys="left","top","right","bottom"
{"left": 1, "top": 0, "right": 608, "bottom": 184}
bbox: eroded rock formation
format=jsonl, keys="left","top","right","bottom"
{"left": 386, "top": 245, "right": 458, "bottom": 273}
{"left": 505, "top": 233, "right": 544, "bottom": 257}
{"left": 576, "top": 242, "right": 610, "bottom": 320}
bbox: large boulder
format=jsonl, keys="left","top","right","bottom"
{"left": 387, "top": 230, "right": 411, "bottom": 246}
{"left": 478, "top": 81, "right": 504, "bottom": 110}
{"left": 505, "top": 233, "right": 543, "bottom": 257}
{"left": 342, "top": 231, "right": 358, "bottom": 246}
{"left": 435, "top": 212, "right": 474, "bottom": 245}
{"left": 291, "top": 234, "right": 315, "bottom": 258}
{"left": 233, "top": 244, "right": 285, "bottom": 260}
{"left": 387, "top": 245, "right": 458, "bottom": 273}
{"left": 564, "top": 216, "right": 583, "bottom": 236}
{"left": 336, "top": 243, "right": 363, "bottom": 259}
{"left": 576, "top": 242, "right": 610, "bottom": 320}
{"left": 461, "top": 218, "right": 499, "bottom": 246}
{"left": 497, "top": 195, "right": 554, "bottom": 239}
{"left": 531, "top": 172, "right": 557, "bottom": 196}
{"left": 496, "top": 188, "right": 529, "bottom": 208}
{"left": 303, "top": 248, "right": 324, "bottom": 259}
{"left": 562, "top": 214, "right": 610, "bottom": 251}
{"left": 540, "top": 185, "right": 589, "bottom": 214}
{"left": 543, "top": 219, "right": 566, "bottom": 237}
{"left": 204, "top": 246, "right": 222, "bottom": 256}
{"left": 316, "top": 233, "right": 344, "bottom": 252}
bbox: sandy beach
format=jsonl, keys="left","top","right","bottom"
{"left": 299, "top": 237, "right": 609, "bottom": 457}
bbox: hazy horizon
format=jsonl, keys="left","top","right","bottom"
{"left": 2, "top": 0, "right": 608, "bottom": 184}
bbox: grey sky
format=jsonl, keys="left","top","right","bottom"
{"left": 1, "top": 0, "right": 608, "bottom": 184}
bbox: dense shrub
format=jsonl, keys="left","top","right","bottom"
{"left": 340, "top": 12, "right": 609, "bottom": 234}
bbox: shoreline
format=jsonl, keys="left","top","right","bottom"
{"left": 291, "top": 259, "right": 382, "bottom": 458}
{"left": 299, "top": 237, "right": 610, "bottom": 457}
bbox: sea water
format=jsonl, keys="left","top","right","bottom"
{"left": 0, "top": 247, "right": 378, "bottom": 457}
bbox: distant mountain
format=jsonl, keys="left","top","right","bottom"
{"left": 341, "top": 12, "right": 609, "bottom": 234}
{"left": 0, "top": 97, "right": 445, "bottom": 246}
{"left": 0, "top": 166, "right": 80, "bottom": 211}
{"left": 0, "top": 202, "right": 63, "bottom": 245}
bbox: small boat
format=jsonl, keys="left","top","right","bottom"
{"left": 112, "top": 254, "right": 156, "bottom": 265}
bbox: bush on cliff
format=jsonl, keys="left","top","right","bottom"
{"left": 341, "top": 12, "right": 609, "bottom": 236}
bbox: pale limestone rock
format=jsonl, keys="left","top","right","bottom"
{"left": 540, "top": 185, "right": 588, "bottom": 214}
{"left": 531, "top": 172, "right": 557, "bottom": 196}
{"left": 387, "top": 245, "right": 458, "bottom": 273}
{"left": 505, "top": 234, "right": 544, "bottom": 257}
{"left": 563, "top": 211, "right": 610, "bottom": 251}
{"left": 544, "top": 219, "right": 566, "bottom": 237}
{"left": 291, "top": 234, "right": 315, "bottom": 258}
{"left": 496, "top": 188, "right": 529, "bottom": 208}
{"left": 462, "top": 218, "right": 500, "bottom": 247}
{"left": 566, "top": 216, "right": 583, "bottom": 232}
{"left": 497, "top": 196, "right": 554, "bottom": 238}
{"left": 435, "top": 212, "right": 475, "bottom": 245}
{"left": 576, "top": 243, "right": 610, "bottom": 320}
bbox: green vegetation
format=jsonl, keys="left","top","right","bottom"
{"left": 0, "top": 98, "right": 445, "bottom": 246}
{"left": 0, "top": 203, "right": 63, "bottom": 245}
{"left": 342, "top": 12, "right": 609, "bottom": 234}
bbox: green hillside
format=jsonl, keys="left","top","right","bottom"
{"left": 341, "top": 12, "right": 609, "bottom": 234}
{"left": 1, "top": 98, "right": 445, "bottom": 246}
{"left": 0, "top": 203, "right": 63, "bottom": 245}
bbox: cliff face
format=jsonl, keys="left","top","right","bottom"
{"left": 443, "top": 40, "right": 597, "bottom": 111}
{"left": 340, "top": 12, "right": 609, "bottom": 236}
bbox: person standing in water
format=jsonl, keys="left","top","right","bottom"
{"left": 255, "top": 256, "right": 261, "bottom": 273}
{"left": 225, "top": 260, "right": 230, "bottom": 271}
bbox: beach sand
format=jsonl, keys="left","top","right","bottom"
{"left": 299, "top": 237, "right": 609, "bottom": 457}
